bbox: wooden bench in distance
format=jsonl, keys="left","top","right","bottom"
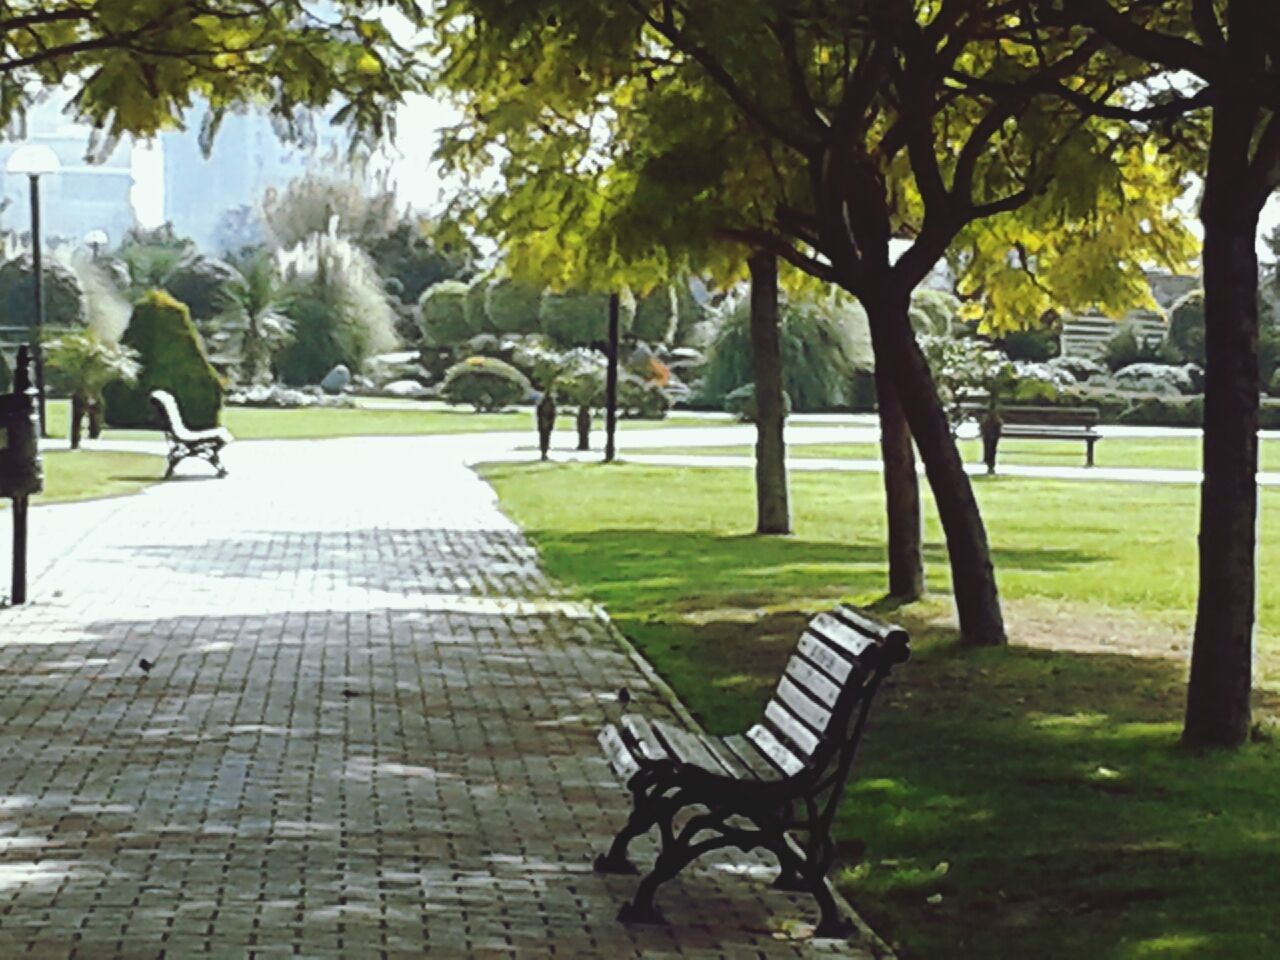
{"left": 961, "top": 402, "right": 1102, "bottom": 472}
{"left": 150, "top": 390, "right": 234, "bottom": 479}
{"left": 595, "top": 605, "right": 910, "bottom": 937}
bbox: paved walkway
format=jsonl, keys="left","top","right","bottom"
{"left": 0, "top": 438, "right": 879, "bottom": 958}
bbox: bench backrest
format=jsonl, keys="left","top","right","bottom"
{"left": 150, "top": 390, "right": 192, "bottom": 439}
{"left": 749, "top": 606, "right": 909, "bottom": 780}
{"left": 958, "top": 402, "right": 1099, "bottom": 427}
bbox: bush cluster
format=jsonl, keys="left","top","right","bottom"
{"left": 440, "top": 355, "right": 531, "bottom": 411}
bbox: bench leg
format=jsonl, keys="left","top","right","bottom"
{"left": 1086, "top": 438, "right": 1096, "bottom": 467}
{"left": 164, "top": 449, "right": 182, "bottom": 479}
{"left": 620, "top": 813, "right": 736, "bottom": 926}
{"left": 209, "top": 447, "right": 228, "bottom": 478}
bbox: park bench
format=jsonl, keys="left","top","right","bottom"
{"left": 594, "top": 605, "right": 910, "bottom": 937}
{"left": 960, "top": 402, "right": 1102, "bottom": 472}
{"left": 150, "top": 390, "right": 234, "bottom": 479}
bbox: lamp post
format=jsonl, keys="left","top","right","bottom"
{"left": 6, "top": 144, "right": 61, "bottom": 438}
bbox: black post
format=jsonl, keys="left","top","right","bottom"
{"left": 604, "top": 292, "right": 620, "bottom": 463}
{"left": 10, "top": 496, "right": 27, "bottom": 605}
{"left": 29, "top": 175, "right": 47, "bottom": 438}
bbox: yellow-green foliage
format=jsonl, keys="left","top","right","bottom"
{"left": 104, "top": 291, "right": 223, "bottom": 429}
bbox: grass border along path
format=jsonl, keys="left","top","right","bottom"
{"left": 484, "top": 460, "right": 1280, "bottom": 960}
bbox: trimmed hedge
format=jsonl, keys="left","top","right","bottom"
{"left": 463, "top": 275, "right": 494, "bottom": 335}
{"left": 486, "top": 279, "right": 542, "bottom": 335}
{"left": 418, "top": 280, "right": 471, "bottom": 346}
{"left": 0, "top": 255, "right": 85, "bottom": 329}
{"left": 104, "top": 290, "right": 223, "bottom": 428}
{"left": 441, "top": 355, "right": 531, "bottom": 411}
{"left": 539, "top": 290, "right": 635, "bottom": 347}
{"left": 632, "top": 285, "right": 678, "bottom": 344}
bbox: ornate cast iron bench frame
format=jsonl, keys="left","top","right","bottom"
{"left": 595, "top": 605, "right": 910, "bottom": 937}
{"left": 150, "top": 390, "right": 234, "bottom": 479}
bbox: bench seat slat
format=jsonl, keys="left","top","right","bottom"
{"left": 652, "top": 719, "right": 731, "bottom": 775}
{"left": 775, "top": 677, "right": 831, "bottom": 734}
{"left": 795, "top": 634, "right": 854, "bottom": 683}
{"left": 720, "top": 734, "right": 785, "bottom": 781}
{"left": 620, "top": 715, "right": 668, "bottom": 763}
{"left": 599, "top": 725, "right": 640, "bottom": 782}
{"left": 746, "top": 723, "right": 807, "bottom": 777}
{"left": 784, "top": 655, "right": 843, "bottom": 708}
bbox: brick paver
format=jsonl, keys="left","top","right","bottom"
{"left": 0, "top": 438, "right": 881, "bottom": 957}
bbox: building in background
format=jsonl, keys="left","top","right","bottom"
{"left": 162, "top": 105, "right": 349, "bottom": 252}
{"left": 0, "top": 95, "right": 135, "bottom": 248}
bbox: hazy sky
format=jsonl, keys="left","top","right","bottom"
{"left": 129, "top": 91, "right": 1280, "bottom": 262}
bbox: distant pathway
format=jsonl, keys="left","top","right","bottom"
{"left": 0, "top": 437, "right": 879, "bottom": 957}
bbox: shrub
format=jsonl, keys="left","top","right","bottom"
{"left": 552, "top": 350, "right": 607, "bottom": 407}
{"left": 701, "top": 291, "right": 869, "bottom": 411}
{"left": 619, "top": 374, "right": 672, "bottom": 419}
{"left": 163, "top": 256, "right": 242, "bottom": 323}
{"left": 418, "top": 280, "right": 471, "bottom": 346}
{"left": 539, "top": 290, "right": 636, "bottom": 347}
{"left": 463, "top": 275, "right": 494, "bottom": 334}
{"left": 724, "top": 382, "right": 793, "bottom": 422}
{"left": 440, "top": 355, "right": 531, "bottom": 412}
{"left": 1270, "top": 369, "right": 1280, "bottom": 398}
{"left": 1260, "top": 323, "right": 1280, "bottom": 385}
{"left": 999, "top": 324, "right": 1061, "bottom": 361}
{"left": 1103, "top": 326, "right": 1179, "bottom": 372}
{"left": 0, "top": 255, "right": 85, "bottom": 329}
{"left": 274, "top": 233, "right": 399, "bottom": 385}
{"left": 909, "top": 289, "right": 961, "bottom": 336}
{"left": 0, "top": 349, "right": 11, "bottom": 392}
{"left": 486, "top": 279, "right": 542, "bottom": 335}
{"left": 103, "top": 291, "right": 223, "bottom": 428}
{"left": 632, "top": 285, "right": 678, "bottom": 344}
{"left": 1167, "top": 290, "right": 1205, "bottom": 364}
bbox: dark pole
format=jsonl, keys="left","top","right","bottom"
{"left": 604, "top": 292, "right": 620, "bottom": 463}
{"left": 29, "top": 174, "right": 47, "bottom": 438}
{"left": 10, "top": 497, "right": 27, "bottom": 605}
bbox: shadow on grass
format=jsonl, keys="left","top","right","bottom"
{"left": 616, "top": 606, "right": 1280, "bottom": 960}
{"left": 525, "top": 528, "right": 1104, "bottom": 618}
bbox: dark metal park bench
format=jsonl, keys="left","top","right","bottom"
{"left": 594, "top": 606, "right": 910, "bottom": 937}
{"left": 150, "top": 390, "right": 234, "bottom": 479}
{"left": 961, "top": 402, "right": 1102, "bottom": 472}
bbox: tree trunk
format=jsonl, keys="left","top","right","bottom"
{"left": 1184, "top": 111, "right": 1264, "bottom": 748}
{"left": 875, "top": 367, "right": 925, "bottom": 599}
{"left": 748, "top": 251, "right": 790, "bottom": 534}
{"left": 87, "top": 400, "right": 103, "bottom": 439}
{"left": 576, "top": 405, "right": 591, "bottom": 451}
{"left": 865, "top": 289, "right": 1006, "bottom": 646}
{"left": 69, "top": 393, "right": 84, "bottom": 450}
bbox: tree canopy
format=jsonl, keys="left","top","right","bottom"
{"left": 1, "top": 0, "right": 425, "bottom": 152}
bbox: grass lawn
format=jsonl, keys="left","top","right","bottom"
{"left": 483, "top": 461, "right": 1280, "bottom": 960}
{"left": 40, "top": 398, "right": 725, "bottom": 442}
{"left": 633, "top": 437, "right": 1280, "bottom": 472}
{"left": 0, "top": 450, "right": 165, "bottom": 508}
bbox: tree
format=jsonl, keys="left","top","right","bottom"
{"left": 748, "top": 252, "right": 789, "bottom": 533}
{"left": 429, "top": 1, "right": 1192, "bottom": 631}
{"left": 221, "top": 251, "right": 293, "bottom": 385}
{"left": 43, "top": 332, "right": 139, "bottom": 447}
{"left": 0, "top": 2, "right": 425, "bottom": 151}
{"left": 0, "top": 254, "right": 84, "bottom": 328}
{"left": 1038, "top": 0, "right": 1280, "bottom": 746}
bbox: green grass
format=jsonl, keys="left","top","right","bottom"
{"left": 0, "top": 450, "right": 165, "bottom": 508}
{"left": 483, "top": 462, "right": 1280, "bottom": 960}
{"left": 633, "top": 437, "right": 1280, "bottom": 472}
{"left": 41, "top": 398, "right": 725, "bottom": 442}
